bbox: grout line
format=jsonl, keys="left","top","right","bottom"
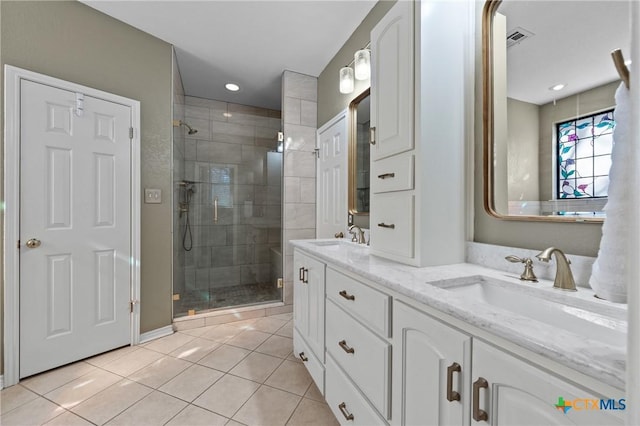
{"left": 8, "top": 311, "right": 303, "bottom": 426}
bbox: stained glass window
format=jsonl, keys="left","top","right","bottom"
{"left": 556, "top": 109, "right": 614, "bottom": 199}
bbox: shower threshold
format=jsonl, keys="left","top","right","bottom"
{"left": 173, "top": 282, "right": 283, "bottom": 319}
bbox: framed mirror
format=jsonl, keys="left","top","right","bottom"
{"left": 483, "top": 0, "right": 630, "bottom": 222}
{"left": 349, "top": 88, "right": 371, "bottom": 216}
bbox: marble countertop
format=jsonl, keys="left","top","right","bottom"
{"left": 291, "top": 239, "right": 627, "bottom": 391}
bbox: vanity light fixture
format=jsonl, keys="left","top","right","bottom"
{"left": 354, "top": 48, "right": 371, "bottom": 80}
{"left": 338, "top": 42, "right": 371, "bottom": 94}
{"left": 549, "top": 83, "right": 566, "bottom": 91}
{"left": 340, "top": 66, "right": 355, "bottom": 94}
{"left": 225, "top": 83, "right": 240, "bottom": 92}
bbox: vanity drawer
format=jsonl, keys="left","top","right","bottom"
{"left": 326, "top": 299, "right": 391, "bottom": 418}
{"left": 326, "top": 268, "right": 391, "bottom": 337}
{"left": 370, "top": 192, "right": 414, "bottom": 258}
{"left": 371, "top": 153, "right": 414, "bottom": 193}
{"left": 293, "top": 328, "right": 324, "bottom": 394}
{"left": 325, "top": 354, "right": 388, "bottom": 426}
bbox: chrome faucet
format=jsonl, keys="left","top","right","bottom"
{"left": 348, "top": 225, "right": 366, "bottom": 244}
{"left": 535, "top": 247, "right": 577, "bottom": 291}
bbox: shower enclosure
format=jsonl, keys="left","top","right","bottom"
{"left": 173, "top": 98, "right": 283, "bottom": 317}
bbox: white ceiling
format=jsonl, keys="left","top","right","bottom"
{"left": 82, "top": 0, "right": 377, "bottom": 110}
{"left": 499, "top": 0, "right": 631, "bottom": 105}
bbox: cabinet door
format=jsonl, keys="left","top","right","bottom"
{"left": 305, "top": 255, "right": 326, "bottom": 360}
{"left": 293, "top": 250, "right": 326, "bottom": 362}
{"left": 392, "top": 301, "right": 470, "bottom": 426}
{"left": 293, "top": 251, "right": 309, "bottom": 337}
{"left": 472, "top": 341, "right": 623, "bottom": 426}
{"left": 370, "top": 0, "right": 414, "bottom": 161}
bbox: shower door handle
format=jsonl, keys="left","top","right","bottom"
{"left": 213, "top": 197, "right": 218, "bottom": 223}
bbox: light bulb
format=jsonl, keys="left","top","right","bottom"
{"left": 354, "top": 49, "right": 371, "bottom": 80}
{"left": 339, "top": 67, "right": 355, "bottom": 94}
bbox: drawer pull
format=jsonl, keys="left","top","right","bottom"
{"left": 338, "top": 340, "right": 355, "bottom": 354}
{"left": 377, "top": 172, "right": 395, "bottom": 179}
{"left": 299, "top": 268, "right": 309, "bottom": 283}
{"left": 339, "top": 290, "right": 355, "bottom": 301}
{"left": 472, "top": 377, "right": 489, "bottom": 422}
{"left": 338, "top": 402, "right": 354, "bottom": 421}
{"left": 446, "top": 362, "right": 461, "bottom": 402}
{"left": 377, "top": 223, "right": 395, "bottom": 229}
{"left": 298, "top": 352, "right": 308, "bottom": 362}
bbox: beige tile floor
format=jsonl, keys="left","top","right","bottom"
{"left": 0, "top": 313, "right": 339, "bottom": 426}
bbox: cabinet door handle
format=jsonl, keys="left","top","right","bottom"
{"left": 339, "top": 290, "right": 355, "bottom": 301}
{"left": 377, "top": 223, "right": 395, "bottom": 229}
{"left": 298, "top": 352, "right": 308, "bottom": 362}
{"left": 299, "top": 267, "right": 305, "bottom": 282}
{"left": 377, "top": 172, "right": 395, "bottom": 179}
{"left": 446, "top": 362, "right": 461, "bottom": 402}
{"left": 338, "top": 340, "right": 355, "bottom": 354}
{"left": 472, "top": 377, "right": 489, "bottom": 422}
{"left": 369, "top": 126, "right": 376, "bottom": 145}
{"left": 303, "top": 268, "right": 309, "bottom": 283}
{"left": 338, "top": 402, "right": 354, "bottom": 421}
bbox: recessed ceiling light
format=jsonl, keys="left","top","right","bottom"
{"left": 549, "top": 83, "right": 566, "bottom": 91}
{"left": 225, "top": 83, "right": 240, "bottom": 92}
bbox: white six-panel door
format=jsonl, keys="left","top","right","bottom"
{"left": 19, "top": 79, "right": 132, "bottom": 377}
{"left": 316, "top": 113, "right": 347, "bottom": 238}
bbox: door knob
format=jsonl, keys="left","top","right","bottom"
{"left": 26, "top": 238, "right": 41, "bottom": 248}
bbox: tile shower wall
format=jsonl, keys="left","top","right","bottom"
{"left": 172, "top": 50, "right": 186, "bottom": 304}
{"left": 178, "top": 96, "right": 282, "bottom": 313}
{"left": 282, "top": 71, "right": 318, "bottom": 305}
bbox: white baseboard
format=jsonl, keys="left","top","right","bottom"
{"left": 139, "top": 325, "right": 173, "bottom": 344}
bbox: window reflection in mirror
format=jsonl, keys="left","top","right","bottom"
{"left": 349, "top": 89, "right": 370, "bottom": 215}
{"left": 484, "top": 0, "right": 630, "bottom": 221}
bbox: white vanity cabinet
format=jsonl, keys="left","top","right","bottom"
{"left": 292, "top": 246, "right": 625, "bottom": 426}
{"left": 369, "top": 0, "right": 469, "bottom": 267}
{"left": 293, "top": 249, "right": 326, "bottom": 392}
{"left": 471, "top": 341, "right": 623, "bottom": 426}
{"left": 392, "top": 301, "right": 471, "bottom": 426}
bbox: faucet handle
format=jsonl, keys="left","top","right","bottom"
{"left": 505, "top": 255, "right": 538, "bottom": 282}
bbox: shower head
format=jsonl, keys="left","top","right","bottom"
{"left": 172, "top": 120, "right": 198, "bottom": 135}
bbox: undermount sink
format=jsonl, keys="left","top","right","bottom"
{"left": 432, "top": 275, "right": 627, "bottom": 348}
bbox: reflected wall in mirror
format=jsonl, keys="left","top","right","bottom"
{"left": 349, "top": 88, "right": 371, "bottom": 215}
{"left": 483, "top": 0, "right": 630, "bottom": 221}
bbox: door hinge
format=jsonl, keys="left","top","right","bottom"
{"left": 129, "top": 300, "right": 138, "bottom": 313}
{"left": 17, "top": 239, "right": 20, "bottom": 249}
{"left": 313, "top": 148, "right": 320, "bottom": 159}
{"left": 129, "top": 127, "right": 134, "bottom": 139}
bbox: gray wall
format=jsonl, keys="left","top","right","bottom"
{"left": 507, "top": 98, "right": 539, "bottom": 202}
{"left": 1, "top": 0, "right": 174, "bottom": 373}
{"left": 474, "top": 4, "right": 603, "bottom": 257}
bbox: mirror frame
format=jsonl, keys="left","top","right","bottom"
{"left": 482, "top": 0, "right": 604, "bottom": 223}
{"left": 348, "top": 88, "right": 371, "bottom": 217}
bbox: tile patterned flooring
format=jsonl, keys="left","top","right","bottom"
{"left": 0, "top": 313, "right": 339, "bottom": 426}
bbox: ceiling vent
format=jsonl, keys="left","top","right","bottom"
{"left": 506, "top": 27, "right": 535, "bottom": 48}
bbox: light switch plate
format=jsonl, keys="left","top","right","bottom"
{"left": 144, "top": 188, "right": 162, "bottom": 204}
